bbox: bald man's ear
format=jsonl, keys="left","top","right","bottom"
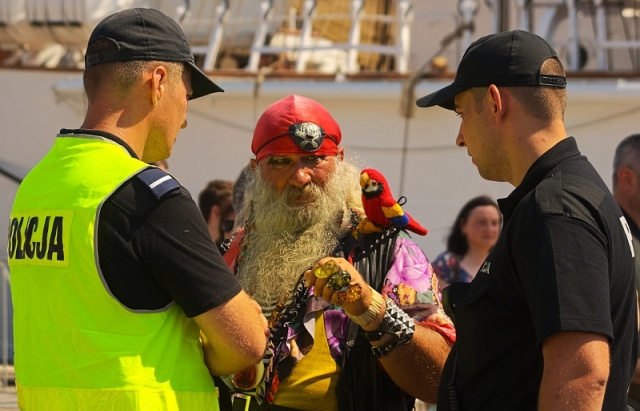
{"left": 617, "top": 166, "right": 636, "bottom": 191}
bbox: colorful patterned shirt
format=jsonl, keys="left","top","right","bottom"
{"left": 254, "top": 234, "right": 456, "bottom": 409}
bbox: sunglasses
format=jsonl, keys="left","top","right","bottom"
{"left": 221, "top": 220, "right": 235, "bottom": 233}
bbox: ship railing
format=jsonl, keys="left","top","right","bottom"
{"left": 516, "top": 0, "right": 640, "bottom": 72}
{"left": 246, "top": 0, "right": 413, "bottom": 74}
{"left": 184, "top": 0, "right": 415, "bottom": 75}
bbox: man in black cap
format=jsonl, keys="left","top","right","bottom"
{"left": 8, "top": 8, "right": 268, "bottom": 410}
{"left": 612, "top": 134, "right": 640, "bottom": 409}
{"left": 416, "top": 30, "right": 637, "bottom": 410}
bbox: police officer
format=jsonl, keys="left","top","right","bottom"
{"left": 8, "top": 8, "right": 268, "bottom": 410}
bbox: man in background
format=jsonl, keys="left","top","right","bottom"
{"left": 199, "top": 179, "right": 236, "bottom": 249}
{"left": 613, "top": 134, "right": 640, "bottom": 409}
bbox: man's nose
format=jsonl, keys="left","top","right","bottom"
{"left": 456, "top": 127, "right": 465, "bottom": 147}
{"left": 289, "top": 164, "right": 312, "bottom": 188}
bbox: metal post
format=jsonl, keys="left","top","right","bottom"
{"left": 593, "top": 0, "right": 609, "bottom": 70}
{"left": 247, "top": 0, "right": 274, "bottom": 72}
{"left": 565, "top": 0, "right": 580, "bottom": 71}
{"left": 512, "top": 0, "right": 530, "bottom": 31}
{"left": 458, "top": 0, "right": 478, "bottom": 50}
{"left": 295, "top": 0, "right": 316, "bottom": 73}
{"left": 202, "top": 0, "right": 230, "bottom": 72}
{"left": 345, "top": 0, "right": 363, "bottom": 74}
{"left": 396, "top": 0, "right": 412, "bottom": 74}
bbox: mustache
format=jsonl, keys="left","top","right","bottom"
{"left": 284, "top": 183, "right": 323, "bottom": 205}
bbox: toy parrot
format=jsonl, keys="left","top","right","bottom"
{"left": 358, "top": 168, "right": 428, "bottom": 236}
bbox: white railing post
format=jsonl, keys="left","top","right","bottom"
{"left": 247, "top": 0, "right": 274, "bottom": 72}
{"left": 565, "top": 0, "right": 581, "bottom": 71}
{"left": 346, "top": 0, "right": 363, "bottom": 74}
{"left": 593, "top": 0, "right": 609, "bottom": 70}
{"left": 202, "top": 0, "right": 230, "bottom": 72}
{"left": 512, "top": 0, "right": 531, "bottom": 31}
{"left": 295, "top": 0, "right": 316, "bottom": 73}
{"left": 396, "top": 0, "right": 412, "bottom": 74}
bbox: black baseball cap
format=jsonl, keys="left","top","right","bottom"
{"left": 416, "top": 30, "right": 566, "bottom": 110}
{"left": 85, "top": 8, "right": 223, "bottom": 99}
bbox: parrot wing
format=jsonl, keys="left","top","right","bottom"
{"left": 381, "top": 203, "right": 405, "bottom": 219}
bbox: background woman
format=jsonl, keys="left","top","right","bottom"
{"left": 432, "top": 195, "right": 502, "bottom": 288}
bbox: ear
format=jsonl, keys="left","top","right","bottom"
{"left": 459, "top": 218, "right": 467, "bottom": 234}
{"left": 150, "top": 65, "right": 169, "bottom": 106}
{"left": 487, "top": 84, "right": 505, "bottom": 121}
{"left": 337, "top": 147, "right": 345, "bottom": 161}
{"left": 617, "top": 166, "right": 636, "bottom": 191}
{"left": 208, "top": 205, "right": 221, "bottom": 222}
{"left": 250, "top": 159, "right": 258, "bottom": 170}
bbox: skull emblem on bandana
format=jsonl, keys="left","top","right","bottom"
{"left": 288, "top": 122, "right": 325, "bottom": 152}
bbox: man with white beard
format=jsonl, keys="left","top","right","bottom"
{"left": 223, "top": 95, "right": 455, "bottom": 411}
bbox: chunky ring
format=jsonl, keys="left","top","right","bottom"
{"left": 337, "top": 284, "right": 362, "bottom": 303}
{"left": 327, "top": 270, "right": 351, "bottom": 290}
{"left": 314, "top": 259, "right": 340, "bottom": 279}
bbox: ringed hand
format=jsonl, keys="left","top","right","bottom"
{"left": 304, "top": 257, "right": 371, "bottom": 317}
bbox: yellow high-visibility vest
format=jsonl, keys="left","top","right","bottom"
{"left": 8, "top": 134, "right": 219, "bottom": 410}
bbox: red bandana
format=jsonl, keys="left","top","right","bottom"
{"left": 252, "top": 95, "right": 341, "bottom": 162}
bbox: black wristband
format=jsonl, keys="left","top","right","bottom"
{"left": 371, "top": 335, "right": 408, "bottom": 358}
{"left": 363, "top": 299, "right": 415, "bottom": 356}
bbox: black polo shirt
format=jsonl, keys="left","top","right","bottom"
{"left": 438, "top": 137, "right": 637, "bottom": 410}
{"left": 61, "top": 129, "right": 241, "bottom": 317}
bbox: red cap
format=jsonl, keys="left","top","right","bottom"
{"left": 252, "top": 95, "right": 341, "bottom": 162}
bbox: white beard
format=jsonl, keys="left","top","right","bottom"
{"left": 235, "top": 159, "right": 362, "bottom": 312}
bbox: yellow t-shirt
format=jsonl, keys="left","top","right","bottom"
{"left": 273, "top": 312, "right": 340, "bottom": 411}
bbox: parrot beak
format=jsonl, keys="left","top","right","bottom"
{"left": 359, "top": 172, "right": 370, "bottom": 190}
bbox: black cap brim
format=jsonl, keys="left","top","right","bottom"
{"left": 188, "top": 61, "right": 224, "bottom": 99}
{"left": 416, "top": 83, "right": 470, "bottom": 111}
